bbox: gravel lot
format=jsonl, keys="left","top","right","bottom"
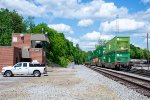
{"left": 0, "top": 65, "right": 149, "bottom": 100}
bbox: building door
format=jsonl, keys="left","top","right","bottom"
{"left": 16, "top": 57, "right": 18, "bottom": 63}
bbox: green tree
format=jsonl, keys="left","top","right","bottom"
{"left": 24, "top": 16, "right": 35, "bottom": 33}
{"left": 0, "top": 8, "right": 25, "bottom": 46}
{"left": 0, "top": 9, "right": 88, "bottom": 67}
{"left": 30, "top": 23, "right": 87, "bottom": 67}
{"left": 96, "top": 39, "right": 107, "bottom": 49}
{"left": 11, "top": 10, "right": 24, "bottom": 33}
{"left": 130, "top": 44, "right": 148, "bottom": 59}
{"left": 0, "top": 9, "right": 24, "bottom": 33}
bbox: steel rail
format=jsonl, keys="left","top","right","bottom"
{"left": 87, "top": 66, "right": 150, "bottom": 97}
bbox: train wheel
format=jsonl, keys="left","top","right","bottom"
{"left": 102, "top": 65, "right": 105, "bottom": 68}
{"left": 126, "top": 66, "right": 132, "bottom": 71}
{"left": 115, "top": 65, "right": 120, "bottom": 70}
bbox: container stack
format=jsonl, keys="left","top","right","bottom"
{"left": 97, "top": 46, "right": 106, "bottom": 66}
{"left": 105, "top": 36, "right": 130, "bottom": 64}
{"left": 85, "top": 36, "right": 130, "bottom": 68}
{"left": 91, "top": 50, "right": 99, "bottom": 65}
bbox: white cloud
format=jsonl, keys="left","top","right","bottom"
{"left": 0, "top": 0, "right": 128, "bottom": 19}
{"left": 2, "top": 0, "right": 150, "bottom": 51}
{"left": 142, "top": 0, "right": 150, "bottom": 3}
{"left": 131, "top": 33, "right": 146, "bottom": 37}
{"left": 81, "top": 31, "right": 114, "bottom": 41}
{"left": 79, "top": 31, "right": 114, "bottom": 51}
{"left": 48, "top": 24, "right": 74, "bottom": 34}
{"left": 81, "top": 31, "right": 100, "bottom": 41}
{"left": 131, "top": 43, "right": 142, "bottom": 48}
{"left": 99, "top": 18, "right": 145, "bottom": 33}
{"left": 66, "top": 36, "right": 97, "bottom": 51}
{"left": 78, "top": 19, "right": 93, "bottom": 27}
{"left": 0, "top": 0, "right": 47, "bottom": 17}
{"left": 79, "top": 41, "right": 98, "bottom": 51}
{"left": 66, "top": 31, "right": 114, "bottom": 51}
{"left": 132, "top": 8, "right": 150, "bottom": 21}
{"left": 94, "top": 2, "right": 128, "bottom": 18}
{"left": 66, "top": 37, "right": 79, "bottom": 46}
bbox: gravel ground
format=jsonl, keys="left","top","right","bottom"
{"left": 0, "top": 65, "right": 149, "bottom": 100}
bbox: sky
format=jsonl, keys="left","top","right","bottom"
{"left": 0, "top": 0, "right": 150, "bottom": 51}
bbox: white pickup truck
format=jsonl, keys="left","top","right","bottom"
{"left": 1, "top": 62, "right": 47, "bottom": 77}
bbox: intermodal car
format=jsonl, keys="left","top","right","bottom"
{"left": 85, "top": 36, "right": 133, "bottom": 70}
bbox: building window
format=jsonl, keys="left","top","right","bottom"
{"left": 35, "top": 44, "right": 42, "bottom": 48}
{"left": 21, "top": 37, "right": 24, "bottom": 43}
{"left": 13, "top": 37, "right": 17, "bottom": 42}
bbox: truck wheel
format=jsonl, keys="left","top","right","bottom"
{"left": 5, "top": 71, "right": 13, "bottom": 77}
{"left": 33, "top": 71, "right": 41, "bottom": 77}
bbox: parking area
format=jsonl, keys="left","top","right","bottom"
{"left": 0, "top": 65, "right": 149, "bottom": 100}
{"left": 0, "top": 74, "right": 34, "bottom": 90}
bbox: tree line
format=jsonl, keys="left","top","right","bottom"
{"left": 0, "top": 8, "right": 87, "bottom": 67}
{"left": 130, "top": 44, "right": 150, "bottom": 60}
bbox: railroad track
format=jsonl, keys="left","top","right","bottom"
{"left": 125, "top": 69, "right": 150, "bottom": 78}
{"left": 86, "top": 65, "right": 150, "bottom": 97}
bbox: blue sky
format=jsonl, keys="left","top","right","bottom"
{"left": 0, "top": 0, "right": 150, "bottom": 51}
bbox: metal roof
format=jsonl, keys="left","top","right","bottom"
{"left": 31, "top": 34, "right": 49, "bottom": 42}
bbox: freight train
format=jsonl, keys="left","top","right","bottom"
{"left": 85, "top": 36, "right": 133, "bottom": 70}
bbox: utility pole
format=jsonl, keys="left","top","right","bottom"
{"left": 147, "top": 33, "right": 149, "bottom": 70}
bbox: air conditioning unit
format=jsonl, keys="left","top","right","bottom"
{"left": 20, "top": 34, "right": 24, "bottom": 37}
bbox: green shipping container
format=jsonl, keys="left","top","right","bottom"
{"left": 106, "top": 36, "right": 130, "bottom": 53}
{"left": 95, "top": 46, "right": 106, "bottom": 57}
{"left": 86, "top": 56, "right": 92, "bottom": 62}
{"left": 90, "top": 52, "right": 97, "bottom": 60}
{"left": 106, "top": 52, "right": 130, "bottom": 63}
{"left": 99, "top": 46, "right": 106, "bottom": 56}
{"left": 98, "top": 55, "right": 106, "bottom": 63}
{"left": 94, "top": 49, "right": 99, "bottom": 57}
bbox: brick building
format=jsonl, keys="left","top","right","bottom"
{"left": 0, "top": 33, "right": 49, "bottom": 70}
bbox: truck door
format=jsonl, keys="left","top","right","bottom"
{"left": 19, "top": 63, "right": 29, "bottom": 75}
{"left": 12, "top": 63, "right": 22, "bottom": 74}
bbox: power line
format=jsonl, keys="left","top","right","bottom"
{"left": 116, "top": 15, "right": 119, "bottom": 34}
